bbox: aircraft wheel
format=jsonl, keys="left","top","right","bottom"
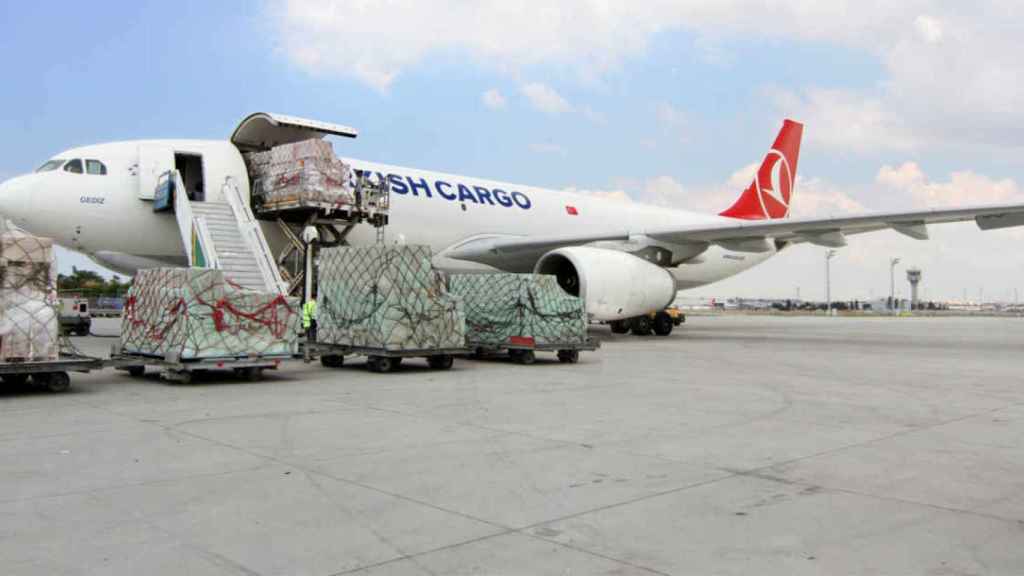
{"left": 653, "top": 312, "right": 674, "bottom": 336}
{"left": 557, "top": 350, "right": 579, "bottom": 364}
{"left": 609, "top": 320, "right": 629, "bottom": 334}
{"left": 630, "top": 315, "right": 653, "bottom": 336}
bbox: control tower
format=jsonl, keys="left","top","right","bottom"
{"left": 906, "top": 268, "right": 922, "bottom": 308}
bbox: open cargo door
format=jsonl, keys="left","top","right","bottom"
{"left": 137, "top": 143, "right": 174, "bottom": 200}
{"left": 230, "top": 112, "right": 358, "bottom": 152}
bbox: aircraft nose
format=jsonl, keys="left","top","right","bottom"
{"left": 0, "top": 175, "right": 30, "bottom": 227}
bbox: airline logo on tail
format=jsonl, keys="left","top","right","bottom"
{"left": 720, "top": 119, "right": 803, "bottom": 220}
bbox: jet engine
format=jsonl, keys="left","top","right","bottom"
{"left": 534, "top": 246, "right": 676, "bottom": 321}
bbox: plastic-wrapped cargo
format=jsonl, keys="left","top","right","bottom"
{"left": 0, "top": 231, "right": 59, "bottom": 361}
{"left": 246, "top": 139, "right": 355, "bottom": 208}
{"left": 317, "top": 246, "right": 466, "bottom": 352}
{"left": 448, "top": 273, "right": 587, "bottom": 348}
{"left": 121, "top": 268, "right": 300, "bottom": 360}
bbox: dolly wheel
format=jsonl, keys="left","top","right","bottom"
{"left": 514, "top": 350, "right": 536, "bottom": 365}
{"left": 240, "top": 367, "right": 263, "bottom": 382}
{"left": 320, "top": 355, "right": 345, "bottom": 368}
{"left": 170, "top": 371, "right": 193, "bottom": 385}
{"left": 369, "top": 356, "right": 397, "bottom": 373}
{"left": 557, "top": 350, "right": 580, "bottom": 364}
{"left": 2, "top": 374, "right": 28, "bottom": 387}
{"left": 126, "top": 366, "right": 145, "bottom": 377}
{"left": 40, "top": 372, "right": 71, "bottom": 393}
{"left": 427, "top": 354, "right": 454, "bottom": 370}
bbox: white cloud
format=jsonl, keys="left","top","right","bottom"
{"left": 529, "top": 142, "right": 568, "bottom": 156}
{"left": 768, "top": 87, "right": 917, "bottom": 153}
{"left": 878, "top": 161, "right": 1024, "bottom": 208}
{"left": 914, "top": 15, "right": 944, "bottom": 44}
{"left": 481, "top": 88, "right": 506, "bottom": 110}
{"left": 520, "top": 83, "right": 572, "bottom": 115}
{"left": 565, "top": 187, "right": 633, "bottom": 203}
{"left": 270, "top": 1, "right": 1024, "bottom": 150}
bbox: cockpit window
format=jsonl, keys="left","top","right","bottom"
{"left": 63, "top": 159, "right": 83, "bottom": 174}
{"left": 36, "top": 159, "right": 65, "bottom": 172}
{"left": 85, "top": 160, "right": 107, "bottom": 175}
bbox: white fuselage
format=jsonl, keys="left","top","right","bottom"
{"left": 0, "top": 139, "right": 775, "bottom": 290}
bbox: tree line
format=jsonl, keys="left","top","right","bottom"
{"left": 57, "top": 267, "right": 131, "bottom": 297}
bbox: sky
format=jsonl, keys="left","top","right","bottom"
{"left": 2, "top": 0, "right": 1023, "bottom": 302}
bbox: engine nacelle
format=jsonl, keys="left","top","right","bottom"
{"left": 534, "top": 246, "right": 676, "bottom": 321}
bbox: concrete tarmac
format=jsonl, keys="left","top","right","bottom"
{"left": 2, "top": 316, "right": 1023, "bottom": 575}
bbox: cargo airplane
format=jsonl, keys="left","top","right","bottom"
{"left": 2, "top": 112, "right": 1023, "bottom": 335}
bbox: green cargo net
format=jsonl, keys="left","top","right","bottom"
{"left": 317, "top": 245, "right": 465, "bottom": 352}
{"left": 121, "top": 268, "right": 300, "bottom": 360}
{"left": 449, "top": 273, "right": 587, "bottom": 348}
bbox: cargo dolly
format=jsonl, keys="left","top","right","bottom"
{"left": 309, "top": 343, "right": 467, "bottom": 374}
{"left": 108, "top": 343, "right": 290, "bottom": 384}
{"left": 0, "top": 354, "right": 103, "bottom": 393}
{"left": 468, "top": 335, "right": 600, "bottom": 365}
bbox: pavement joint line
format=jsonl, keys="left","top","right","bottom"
{"left": 497, "top": 397, "right": 1024, "bottom": 537}
{"left": 79, "top": 371, "right": 996, "bottom": 575}
{"left": 142, "top": 408, "right": 687, "bottom": 576}
{"left": 0, "top": 463, "right": 272, "bottom": 505}
{"left": 720, "top": 467, "right": 1024, "bottom": 525}
{"left": 49, "top": 325, "right": 1024, "bottom": 574}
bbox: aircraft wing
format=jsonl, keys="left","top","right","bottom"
{"left": 446, "top": 202, "right": 1024, "bottom": 270}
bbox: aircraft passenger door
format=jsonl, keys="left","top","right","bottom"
{"left": 137, "top": 143, "right": 174, "bottom": 200}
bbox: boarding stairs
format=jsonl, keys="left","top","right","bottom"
{"left": 162, "top": 170, "right": 287, "bottom": 294}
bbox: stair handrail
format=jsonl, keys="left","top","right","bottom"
{"left": 166, "top": 170, "right": 219, "bottom": 269}
{"left": 222, "top": 176, "right": 287, "bottom": 294}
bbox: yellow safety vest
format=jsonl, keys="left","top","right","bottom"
{"left": 302, "top": 300, "right": 317, "bottom": 328}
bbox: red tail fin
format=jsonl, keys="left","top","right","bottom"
{"left": 720, "top": 119, "right": 803, "bottom": 220}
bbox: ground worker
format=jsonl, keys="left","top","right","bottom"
{"left": 302, "top": 297, "right": 317, "bottom": 342}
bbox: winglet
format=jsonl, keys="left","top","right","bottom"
{"left": 720, "top": 119, "right": 803, "bottom": 220}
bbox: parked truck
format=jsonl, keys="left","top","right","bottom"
{"left": 58, "top": 298, "right": 91, "bottom": 336}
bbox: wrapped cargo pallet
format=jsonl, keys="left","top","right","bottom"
{"left": 246, "top": 139, "right": 355, "bottom": 208}
{"left": 0, "top": 231, "right": 59, "bottom": 361}
{"left": 449, "top": 273, "right": 587, "bottom": 348}
{"left": 121, "top": 268, "right": 300, "bottom": 360}
{"left": 317, "top": 246, "right": 466, "bottom": 351}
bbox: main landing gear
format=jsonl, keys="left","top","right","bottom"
{"left": 609, "top": 310, "right": 683, "bottom": 337}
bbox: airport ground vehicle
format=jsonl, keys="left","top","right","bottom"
{"left": 608, "top": 307, "right": 685, "bottom": 336}
{"left": 58, "top": 298, "right": 91, "bottom": 336}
